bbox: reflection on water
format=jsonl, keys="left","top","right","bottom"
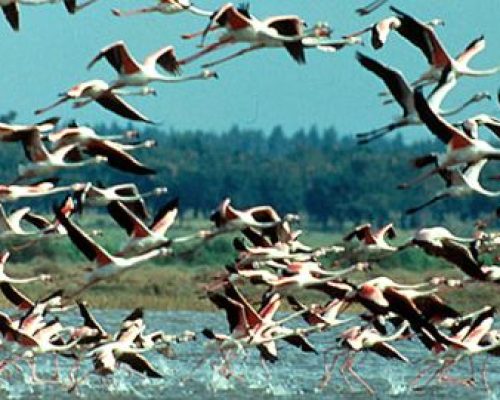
{"left": 0, "top": 309, "right": 498, "bottom": 399}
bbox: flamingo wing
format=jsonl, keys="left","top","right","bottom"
{"left": 87, "top": 41, "right": 141, "bottom": 75}
{"left": 371, "top": 342, "right": 409, "bottom": 362}
{"left": 95, "top": 93, "right": 153, "bottom": 124}
{"left": 117, "top": 352, "right": 163, "bottom": 378}
{"left": 390, "top": 6, "right": 451, "bottom": 67}
{"left": 83, "top": 139, "right": 156, "bottom": 175}
{"left": 144, "top": 45, "right": 181, "bottom": 75}
{"left": 2, "top": 3, "right": 19, "bottom": 31}
{"left": 77, "top": 301, "right": 107, "bottom": 336}
{"left": 54, "top": 204, "right": 113, "bottom": 266}
{"left": 414, "top": 87, "right": 472, "bottom": 147}
{"left": 0, "top": 282, "right": 34, "bottom": 310}
{"left": 266, "top": 17, "right": 305, "bottom": 64}
{"left": 455, "top": 35, "right": 486, "bottom": 66}
{"left": 107, "top": 200, "right": 151, "bottom": 238}
{"left": 356, "top": 52, "right": 413, "bottom": 116}
{"left": 150, "top": 197, "right": 179, "bottom": 235}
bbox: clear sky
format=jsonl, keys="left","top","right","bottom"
{"left": 2, "top": 0, "right": 499, "bottom": 138}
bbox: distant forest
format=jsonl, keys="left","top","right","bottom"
{"left": 1, "top": 111, "right": 499, "bottom": 230}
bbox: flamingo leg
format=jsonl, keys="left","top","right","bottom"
{"left": 339, "top": 353, "right": 355, "bottom": 390}
{"left": 409, "top": 361, "right": 436, "bottom": 389}
{"left": 181, "top": 25, "right": 221, "bottom": 40}
{"left": 179, "top": 37, "right": 234, "bottom": 65}
{"left": 397, "top": 167, "right": 439, "bottom": 190}
{"left": 34, "top": 95, "right": 71, "bottom": 115}
{"left": 481, "top": 354, "right": 490, "bottom": 392}
{"left": 201, "top": 44, "right": 265, "bottom": 68}
{"left": 356, "top": 0, "right": 388, "bottom": 16}
{"left": 405, "top": 194, "right": 448, "bottom": 215}
{"left": 319, "top": 351, "right": 341, "bottom": 389}
{"left": 111, "top": 5, "right": 160, "bottom": 17}
{"left": 346, "top": 357, "right": 375, "bottom": 395}
{"left": 357, "top": 122, "right": 406, "bottom": 144}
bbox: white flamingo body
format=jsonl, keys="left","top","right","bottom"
{"left": 87, "top": 41, "right": 217, "bottom": 90}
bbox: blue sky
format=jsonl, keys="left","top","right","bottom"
{"left": 3, "top": 0, "right": 499, "bottom": 138}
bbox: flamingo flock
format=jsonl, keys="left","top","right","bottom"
{"left": 0, "top": 0, "right": 499, "bottom": 398}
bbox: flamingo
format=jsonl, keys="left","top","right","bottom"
{"left": 35, "top": 79, "right": 155, "bottom": 124}
{"left": 44, "top": 125, "right": 156, "bottom": 175}
{"left": 287, "top": 296, "right": 356, "bottom": 329}
{"left": 179, "top": 3, "right": 322, "bottom": 66}
{"left": 0, "top": 0, "right": 97, "bottom": 31}
{"left": 459, "top": 114, "right": 500, "bottom": 139}
{"left": 0, "top": 203, "right": 54, "bottom": 243}
{"left": 389, "top": 7, "right": 500, "bottom": 87}
{"left": 321, "top": 321, "right": 410, "bottom": 394}
{"left": 405, "top": 159, "right": 500, "bottom": 214}
{"left": 207, "top": 284, "right": 316, "bottom": 362}
{"left": 401, "top": 228, "right": 490, "bottom": 281}
{"left": 0, "top": 117, "right": 59, "bottom": 142}
{"left": 72, "top": 181, "right": 167, "bottom": 220}
{"left": 15, "top": 129, "right": 107, "bottom": 182}
{"left": 87, "top": 41, "right": 218, "bottom": 90}
{"left": 355, "top": 53, "right": 491, "bottom": 144}
{"left": 206, "top": 197, "right": 299, "bottom": 240}
{"left": 0, "top": 282, "right": 74, "bottom": 314}
{"left": 0, "top": 251, "right": 51, "bottom": 284}
{"left": 53, "top": 204, "right": 171, "bottom": 297}
{"left": 0, "top": 178, "right": 74, "bottom": 202}
{"left": 398, "top": 87, "right": 500, "bottom": 189}
{"left": 343, "top": 15, "right": 444, "bottom": 50}
{"left": 106, "top": 197, "right": 181, "bottom": 255}
{"left": 85, "top": 308, "right": 162, "bottom": 378}
{"left": 111, "top": 0, "right": 212, "bottom": 18}
{"left": 342, "top": 222, "right": 397, "bottom": 261}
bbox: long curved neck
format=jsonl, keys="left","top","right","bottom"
{"left": 157, "top": 71, "right": 210, "bottom": 83}
{"left": 3, "top": 275, "right": 44, "bottom": 284}
{"left": 126, "top": 247, "right": 165, "bottom": 265}
{"left": 458, "top": 65, "right": 500, "bottom": 77}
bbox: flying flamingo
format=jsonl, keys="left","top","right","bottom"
{"left": 398, "top": 87, "right": 500, "bottom": 189}
{"left": 43, "top": 125, "right": 156, "bottom": 175}
{"left": 342, "top": 222, "right": 398, "bottom": 261}
{"left": 389, "top": 7, "right": 500, "bottom": 87}
{"left": 320, "top": 321, "right": 410, "bottom": 394}
{"left": 35, "top": 79, "right": 155, "bottom": 124}
{"left": 179, "top": 3, "right": 322, "bottom": 66}
{"left": 83, "top": 308, "right": 163, "bottom": 379}
{"left": 15, "top": 129, "right": 107, "bottom": 182}
{"left": 206, "top": 197, "right": 299, "bottom": 240}
{"left": 343, "top": 15, "right": 444, "bottom": 50}
{"left": 0, "top": 0, "right": 97, "bottom": 31}
{"left": 0, "top": 178, "right": 75, "bottom": 202}
{"left": 405, "top": 160, "right": 500, "bottom": 214}
{"left": 87, "top": 41, "right": 218, "bottom": 90}
{"left": 106, "top": 197, "right": 182, "bottom": 256}
{"left": 458, "top": 114, "right": 500, "bottom": 139}
{"left": 53, "top": 204, "right": 171, "bottom": 297}
{"left": 111, "top": 0, "right": 212, "bottom": 18}
{"left": 0, "top": 117, "right": 59, "bottom": 142}
{"left": 355, "top": 52, "right": 491, "bottom": 144}
{"left": 0, "top": 251, "right": 51, "bottom": 284}
{"left": 72, "top": 181, "right": 167, "bottom": 220}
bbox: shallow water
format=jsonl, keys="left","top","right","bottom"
{"left": 1, "top": 309, "right": 498, "bottom": 399}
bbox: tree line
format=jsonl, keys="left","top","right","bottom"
{"left": 1, "top": 112, "right": 498, "bottom": 231}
